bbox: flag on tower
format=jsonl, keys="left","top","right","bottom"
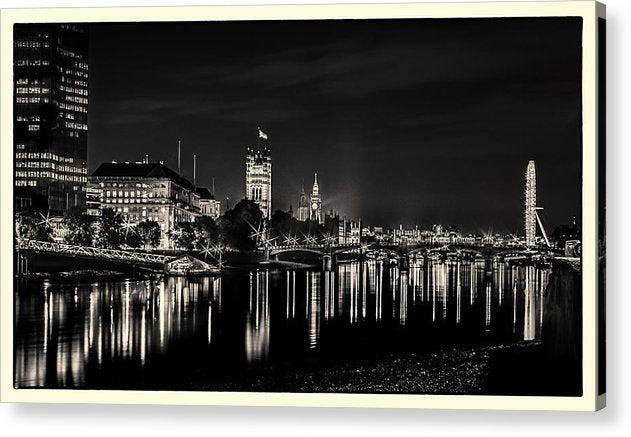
{"left": 258, "top": 127, "right": 268, "bottom": 140}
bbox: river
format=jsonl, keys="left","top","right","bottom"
{"left": 15, "top": 258, "right": 573, "bottom": 393}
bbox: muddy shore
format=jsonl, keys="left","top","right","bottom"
{"left": 123, "top": 341, "right": 568, "bottom": 395}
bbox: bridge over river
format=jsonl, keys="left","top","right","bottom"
{"left": 15, "top": 238, "right": 561, "bottom": 277}
{"left": 264, "top": 241, "right": 560, "bottom": 270}
{"left": 15, "top": 239, "right": 175, "bottom": 276}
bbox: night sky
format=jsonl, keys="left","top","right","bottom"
{"left": 87, "top": 17, "right": 582, "bottom": 233}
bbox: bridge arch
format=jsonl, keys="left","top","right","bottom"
{"left": 268, "top": 247, "right": 327, "bottom": 257}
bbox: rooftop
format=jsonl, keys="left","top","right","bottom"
{"left": 91, "top": 162, "right": 196, "bottom": 191}
{"left": 194, "top": 187, "right": 215, "bottom": 200}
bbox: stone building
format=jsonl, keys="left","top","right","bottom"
{"left": 88, "top": 161, "right": 201, "bottom": 249}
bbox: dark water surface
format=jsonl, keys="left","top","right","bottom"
{"left": 14, "top": 259, "right": 554, "bottom": 391}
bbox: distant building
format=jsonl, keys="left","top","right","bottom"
{"left": 550, "top": 216, "right": 580, "bottom": 249}
{"left": 460, "top": 234, "right": 477, "bottom": 245}
{"left": 338, "top": 217, "right": 362, "bottom": 245}
{"left": 88, "top": 162, "right": 200, "bottom": 249}
{"left": 14, "top": 24, "right": 89, "bottom": 213}
{"left": 393, "top": 225, "right": 421, "bottom": 244}
{"left": 245, "top": 144, "right": 272, "bottom": 219}
{"left": 309, "top": 173, "right": 322, "bottom": 223}
{"left": 195, "top": 187, "right": 221, "bottom": 219}
{"left": 297, "top": 181, "right": 309, "bottom": 221}
{"left": 432, "top": 224, "right": 443, "bottom": 235}
{"left": 49, "top": 217, "right": 69, "bottom": 243}
{"left": 85, "top": 184, "right": 101, "bottom": 216}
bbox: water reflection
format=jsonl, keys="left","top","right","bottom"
{"left": 307, "top": 271, "right": 321, "bottom": 349}
{"left": 15, "top": 258, "right": 552, "bottom": 389}
{"left": 245, "top": 271, "right": 270, "bottom": 363}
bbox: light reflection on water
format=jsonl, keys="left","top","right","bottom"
{"left": 14, "top": 259, "right": 550, "bottom": 389}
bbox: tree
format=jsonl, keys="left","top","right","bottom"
{"left": 269, "top": 210, "right": 294, "bottom": 240}
{"left": 217, "top": 199, "right": 263, "bottom": 251}
{"left": 193, "top": 216, "right": 218, "bottom": 249}
{"left": 171, "top": 222, "right": 196, "bottom": 251}
{"left": 125, "top": 231, "right": 143, "bottom": 249}
{"left": 135, "top": 220, "right": 161, "bottom": 250}
{"left": 269, "top": 209, "right": 328, "bottom": 244}
{"left": 15, "top": 209, "right": 53, "bottom": 242}
{"left": 95, "top": 208, "right": 123, "bottom": 249}
{"left": 63, "top": 207, "right": 94, "bottom": 246}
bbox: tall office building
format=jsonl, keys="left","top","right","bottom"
{"left": 14, "top": 24, "right": 89, "bottom": 213}
{"left": 245, "top": 143, "right": 272, "bottom": 219}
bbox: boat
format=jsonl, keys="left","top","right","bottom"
{"left": 164, "top": 254, "right": 221, "bottom": 276}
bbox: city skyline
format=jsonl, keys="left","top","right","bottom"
{"left": 87, "top": 17, "right": 582, "bottom": 232}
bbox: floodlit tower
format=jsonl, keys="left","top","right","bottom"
{"left": 298, "top": 180, "right": 309, "bottom": 221}
{"left": 525, "top": 160, "right": 537, "bottom": 248}
{"left": 245, "top": 130, "right": 272, "bottom": 219}
{"left": 309, "top": 173, "right": 322, "bottom": 223}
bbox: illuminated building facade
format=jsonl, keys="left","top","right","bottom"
{"left": 297, "top": 181, "right": 309, "bottom": 221}
{"left": 14, "top": 24, "right": 89, "bottom": 213}
{"left": 88, "top": 162, "right": 201, "bottom": 249}
{"left": 309, "top": 173, "right": 322, "bottom": 223}
{"left": 338, "top": 217, "right": 361, "bottom": 245}
{"left": 245, "top": 145, "right": 272, "bottom": 219}
{"left": 525, "top": 160, "right": 537, "bottom": 247}
{"left": 195, "top": 187, "right": 221, "bottom": 219}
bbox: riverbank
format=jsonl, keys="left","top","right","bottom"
{"left": 16, "top": 269, "right": 135, "bottom": 283}
{"left": 183, "top": 341, "right": 572, "bottom": 395}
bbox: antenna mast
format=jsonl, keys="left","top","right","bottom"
{"left": 177, "top": 139, "right": 181, "bottom": 175}
{"left": 193, "top": 154, "right": 197, "bottom": 186}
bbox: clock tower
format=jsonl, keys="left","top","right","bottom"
{"left": 309, "top": 173, "right": 322, "bottom": 223}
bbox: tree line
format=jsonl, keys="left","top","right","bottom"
{"left": 14, "top": 199, "right": 340, "bottom": 252}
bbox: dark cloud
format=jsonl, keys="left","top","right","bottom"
{"left": 88, "top": 17, "right": 582, "bottom": 232}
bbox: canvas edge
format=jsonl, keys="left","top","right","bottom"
{"left": 594, "top": 0, "right": 606, "bottom": 412}
{"left": 0, "top": 1, "right": 602, "bottom": 411}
